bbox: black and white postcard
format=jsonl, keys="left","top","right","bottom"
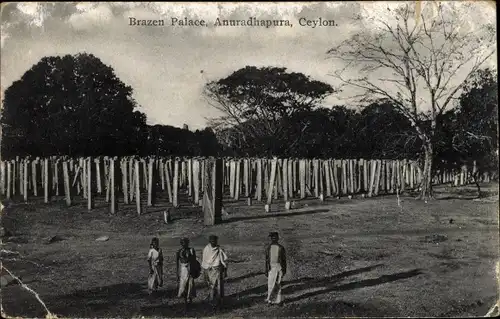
{"left": 1, "top": 2, "right": 498, "bottom": 318}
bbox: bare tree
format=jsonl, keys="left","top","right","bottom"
{"left": 327, "top": 2, "right": 496, "bottom": 199}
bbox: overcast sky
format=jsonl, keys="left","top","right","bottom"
{"left": 1, "top": 2, "right": 496, "bottom": 130}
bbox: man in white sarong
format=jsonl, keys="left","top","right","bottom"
{"left": 147, "top": 237, "right": 163, "bottom": 295}
{"left": 201, "top": 235, "right": 228, "bottom": 309}
{"left": 265, "top": 232, "right": 287, "bottom": 305}
{"left": 176, "top": 237, "right": 197, "bottom": 306}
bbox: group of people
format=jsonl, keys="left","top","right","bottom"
{"left": 146, "top": 232, "right": 287, "bottom": 310}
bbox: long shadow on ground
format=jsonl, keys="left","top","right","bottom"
{"left": 225, "top": 271, "right": 264, "bottom": 284}
{"left": 139, "top": 264, "right": 424, "bottom": 317}
{"left": 283, "top": 268, "right": 424, "bottom": 304}
{"left": 12, "top": 264, "right": 424, "bottom": 318}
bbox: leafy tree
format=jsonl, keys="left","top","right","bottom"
{"left": 445, "top": 68, "right": 498, "bottom": 196}
{"left": 357, "top": 102, "right": 420, "bottom": 159}
{"left": 1, "top": 53, "right": 147, "bottom": 158}
{"left": 213, "top": 102, "right": 421, "bottom": 159}
{"left": 195, "top": 127, "right": 221, "bottom": 157}
{"left": 139, "top": 124, "right": 220, "bottom": 157}
{"left": 279, "top": 107, "right": 335, "bottom": 158}
{"left": 326, "top": 3, "right": 495, "bottom": 199}
{"left": 283, "top": 106, "right": 360, "bottom": 159}
{"left": 204, "top": 66, "right": 335, "bottom": 157}
{"left": 325, "top": 106, "right": 361, "bottom": 158}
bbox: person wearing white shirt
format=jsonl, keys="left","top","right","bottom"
{"left": 201, "top": 235, "right": 228, "bottom": 309}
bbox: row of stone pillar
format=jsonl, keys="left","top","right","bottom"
{"left": 0, "top": 157, "right": 490, "bottom": 213}
{"left": 221, "top": 158, "right": 422, "bottom": 204}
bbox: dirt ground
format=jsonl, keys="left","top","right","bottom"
{"left": 1, "top": 183, "right": 499, "bottom": 318}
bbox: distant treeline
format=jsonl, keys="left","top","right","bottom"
{"left": 216, "top": 103, "right": 422, "bottom": 160}
{"left": 1, "top": 101, "right": 492, "bottom": 168}
{"left": 1, "top": 54, "right": 497, "bottom": 179}
{"left": 0, "top": 121, "right": 221, "bottom": 159}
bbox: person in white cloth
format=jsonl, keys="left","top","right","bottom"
{"left": 147, "top": 237, "right": 163, "bottom": 295}
{"left": 265, "top": 232, "right": 287, "bottom": 306}
{"left": 201, "top": 235, "right": 228, "bottom": 309}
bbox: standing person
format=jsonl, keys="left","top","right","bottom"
{"left": 201, "top": 235, "right": 228, "bottom": 310}
{"left": 147, "top": 237, "right": 164, "bottom": 295}
{"left": 176, "top": 237, "right": 199, "bottom": 306}
{"left": 265, "top": 232, "right": 287, "bottom": 306}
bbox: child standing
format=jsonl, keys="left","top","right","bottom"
{"left": 147, "top": 237, "right": 163, "bottom": 294}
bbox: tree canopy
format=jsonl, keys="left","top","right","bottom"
{"left": 1, "top": 53, "right": 146, "bottom": 157}
{"left": 440, "top": 68, "right": 498, "bottom": 172}
{"left": 0, "top": 53, "right": 221, "bottom": 160}
{"left": 204, "top": 66, "right": 335, "bottom": 156}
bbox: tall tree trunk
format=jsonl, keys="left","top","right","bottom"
{"left": 419, "top": 142, "right": 434, "bottom": 200}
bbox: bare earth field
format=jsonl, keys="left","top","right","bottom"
{"left": 1, "top": 183, "right": 499, "bottom": 318}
